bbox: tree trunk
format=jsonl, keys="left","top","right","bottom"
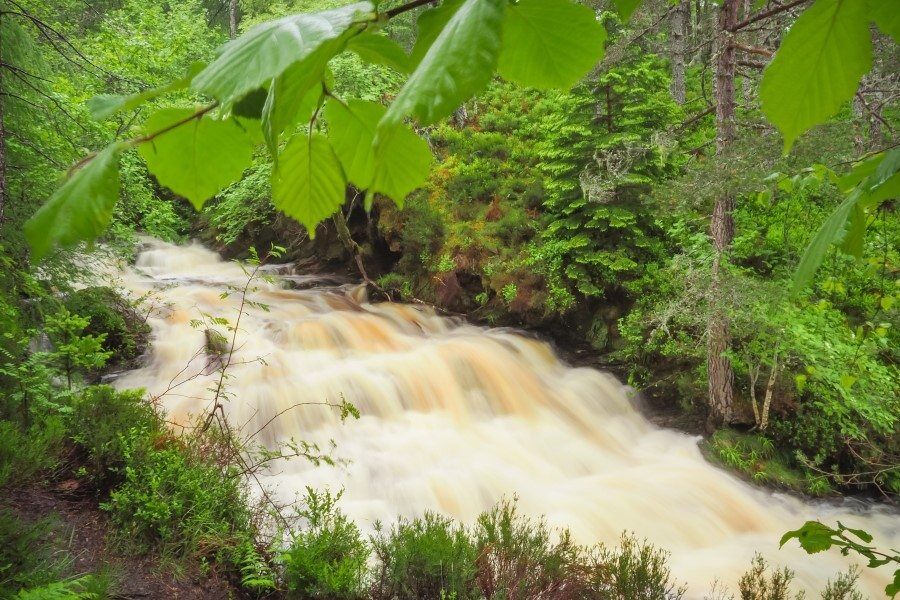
{"left": 706, "top": 0, "right": 739, "bottom": 431}
{"left": 229, "top": 0, "right": 238, "bottom": 39}
{"left": 670, "top": 0, "right": 689, "bottom": 104}
{"left": 0, "top": 48, "right": 6, "bottom": 222}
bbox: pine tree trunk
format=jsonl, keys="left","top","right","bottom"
{"left": 707, "top": 0, "right": 739, "bottom": 431}
{"left": 670, "top": 0, "right": 689, "bottom": 104}
{"left": 229, "top": 0, "right": 238, "bottom": 39}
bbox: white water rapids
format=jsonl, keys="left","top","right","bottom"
{"left": 108, "top": 239, "right": 897, "bottom": 597}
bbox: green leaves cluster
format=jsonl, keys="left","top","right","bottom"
{"left": 25, "top": 0, "right": 609, "bottom": 259}
{"left": 761, "top": 0, "right": 895, "bottom": 152}
{"left": 790, "top": 148, "right": 900, "bottom": 291}
{"left": 780, "top": 521, "right": 899, "bottom": 598}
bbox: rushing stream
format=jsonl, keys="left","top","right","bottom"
{"left": 110, "top": 239, "right": 897, "bottom": 597}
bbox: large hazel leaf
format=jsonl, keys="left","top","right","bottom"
{"left": 326, "top": 99, "right": 432, "bottom": 204}
{"left": 138, "top": 108, "right": 254, "bottom": 209}
{"left": 867, "top": 0, "right": 900, "bottom": 44}
{"left": 326, "top": 99, "right": 382, "bottom": 188}
{"left": 792, "top": 189, "right": 861, "bottom": 292}
{"left": 370, "top": 125, "right": 432, "bottom": 206}
{"left": 25, "top": 145, "right": 121, "bottom": 260}
{"left": 347, "top": 32, "right": 411, "bottom": 73}
{"left": 272, "top": 134, "right": 346, "bottom": 234}
{"left": 779, "top": 521, "right": 839, "bottom": 554}
{"left": 191, "top": 2, "right": 372, "bottom": 103}
{"left": 382, "top": 0, "right": 504, "bottom": 127}
{"left": 260, "top": 41, "right": 339, "bottom": 154}
{"left": 760, "top": 0, "right": 872, "bottom": 152}
{"left": 408, "top": 0, "right": 463, "bottom": 66}
{"left": 498, "top": 0, "right": 606, "bottom": 89}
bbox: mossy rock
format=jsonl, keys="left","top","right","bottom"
{"left": 64, "top": 287, "right": 150, "bottom": 367}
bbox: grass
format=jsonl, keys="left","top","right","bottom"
{"left": 703, "top": 429, "right": 833, "bottom": 496}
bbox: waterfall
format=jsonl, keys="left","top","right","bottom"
{"left": 112, "top": 239, "right": 898, "bottom": 596}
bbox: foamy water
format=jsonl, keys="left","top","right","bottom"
{"left": 110, "top": 239, "right": 897, "bottom": 597}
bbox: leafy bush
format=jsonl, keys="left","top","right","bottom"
{"left": 705, "top": 430, "right": 826, "bottom": 495}
{"left": 102, "top": 426, "right": 252, "bottom": 559}
{"left": 473, "top": 499, "right": 585, "bottom": 599}
{"left": 370, "top": 511, "right": 477, "bottom": 600}
{"left": 68, "top": 386, "right": 158, "bottom": 487}
{"left": 0, "top": 418, "right": 66, "bottom": 489}
{"left": 738, "top": 554, "right": 802, "bottom": 600}
{"left": 281, "top": 488, "right": 369, "bottom": 599}
{"left": 43, "top": 308, "right": 112, "bottom": 389}
{"left": 64, "top": 287, "right": 150, "bottom": 367}
{"left": 589, "top": 533, "right": 686, "bottom": 599}
{"left": 204, "top": 157, "right": 275, "bottom": 247}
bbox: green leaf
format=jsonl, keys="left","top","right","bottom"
{"left": 272, "top": 134, "right": 346, "bottom": 234}
{"left": 872, "top": 147, "right": 900, "bottom": 186}
{"left": 497, "top": 0, "right": 605, "bottom": 89}
{"left": 837, "top": 522, "right": 873, "bottom": 543}
{"left": 191, "top": 3, "right": 372, "bottom": 103}
{"left": 613, "top": 0, "right": 642, "bottom": 21}
{"left": 886, "top": 568, "right": 900, "bottom": 598}
{"left": 326, "top": 99, "right": 381, "bottom": 188}
{"left": 138, "top": 108, "right": 254, "bottom": 209}
{"left": 839, "top": 203, "right": 866, "bottom": 257}
{"left": 793, "top": 188, "right": 861, "bottom": 292}
{"left": 868, "top": 0, "right": 900, "bottom": 43}
{"left": 86, "top": 63, "right": 202, "bottom": 120}
{"left": 864, "top": 171, "right": 900, "bottom": 207}
{"left": 347, "top": 31, "right": 411, "bottom": 73}
{"left": 409, "top": 0, "right": 464, "bottom": 66}
{"left": 371, "top": 122, "right": 432, "bottom": 205}
{"left": 779, "top": 521, "right": 837, "bottom": 554}
{"left": 382, "top": 0, "right": 504, "bottom": 127}
{"left": 232, "top": 87, "right": 269, "bottom": 119}
{"left": 25, "top": 145, "right": 121, "bottom": 261}
{"left": 760, "top": 0, "right": 872, "bottom": 152}
{"left": 326, "top": 99, "right": 432, "bottom": 203}
{"left": 261, "top": 42, "right": 338, "bottom": 154}
{"left": 839, "top": 373, "right": 857, "bottom": 390}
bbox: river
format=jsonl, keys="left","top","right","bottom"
{"left": 110, "top": 239, "right": 897, "bottom": 597}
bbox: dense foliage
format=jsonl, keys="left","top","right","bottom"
{"left": 0, "top": 0, "right": 897, "bottom": 596}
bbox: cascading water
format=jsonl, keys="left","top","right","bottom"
{"left": 112, "top": 239, "right": 897, "bottom": 597}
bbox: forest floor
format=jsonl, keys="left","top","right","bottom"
{"left": 6, "top": 481, "right": 239, "bottom": 599}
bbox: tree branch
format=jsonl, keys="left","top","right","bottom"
{"left": 385, "top": 0, "right": 436, "bottom": 19}
{"left": 729, "top": 0, "right": 811, "bottom": 33}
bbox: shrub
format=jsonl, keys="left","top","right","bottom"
{"left": 280, "top": 488, "right": 369, "bottom": 599}
{"left": 102, "top": 427, "right": 252, "bottom": 559}
{"left": 370, "top": 511, "right": 477, "bottom": 600}
{"left": 588, "top": 533, "right": 686, "bottom": 599}
{"left": 0, "top": 417, "right": 66, "bottom": 489}
{"left": 737, "top": 554, "right": 801, "bottom": 600}
{"left": 64, "top": 287, "right": 150, "bottom": 367}
{"left": 473, "top": 499, "right": 586, "bottom": 599}
{"left": 43, "top": 308, "right": 112, "bottom": 389}
{"left": 820, "top": 569, "right": 864, "bottom": 600}
{"left": 68, "top": 386, "right": 158, "bottom": 487}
